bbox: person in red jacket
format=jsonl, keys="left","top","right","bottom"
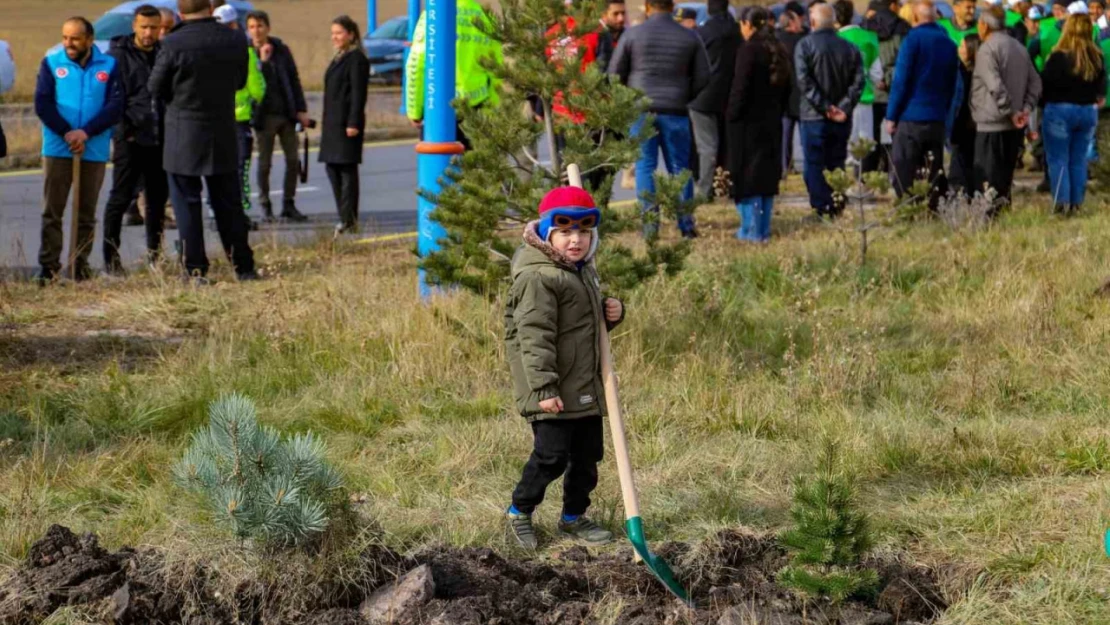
{"left": 544, "top": 17, "right": 616, "bottom": 192}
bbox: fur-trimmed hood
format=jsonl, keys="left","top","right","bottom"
{"left": 515, "top": 220, "right": 599, "bottom": 275}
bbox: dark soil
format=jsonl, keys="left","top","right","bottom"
{"left": 0, "top": 526, "right": 959, "bottom": 625}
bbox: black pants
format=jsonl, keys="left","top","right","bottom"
{"left": 948, "top": 136, "right": 977, "bottom": 196}
{"left": 325, "top": 163, "right": 360, "bottom": 228}
{"left": 103, "top": 141, "right": 168, "bottom": 268}
{"left": 974, "top": 129, "right": 1025, "bottom": 212}
{"left": 255, "top": 114, "right": 299, "bottom": 209}
{"left": 891, "top": 121, "right": 948, "bottom": 210}
{"left": 167, "top": 172, "right": 255, "bottom": 276}
{"left": 511, "top": 416, "right": 604, "bottom": 517}
{"left": 864, "top": 102, "right": 888, "bottom": 173}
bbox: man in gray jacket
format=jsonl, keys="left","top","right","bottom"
{"left": 609, "top": 0, "right": 710, "bottom": 238}
{"left": 971, "top": 5, "right": 1041, "bottom": 213}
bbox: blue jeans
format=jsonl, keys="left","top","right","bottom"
{"left": 800, "top": 119, "right": 851, "bottom": 215}
{"left": 631, "top": 114, "right": 696, "bottom": 237}
{"left": 1043, "top": 102, "right": 1098, "bottom": 207}
{"left": 736, "top": 196, "right": 774, "bottom": 242}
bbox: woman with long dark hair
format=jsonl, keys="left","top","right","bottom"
{"left": 726, "top": 6, "right": 792, "bottom": 242}
{"left": 1041, "top": 12, "right": 1106, "bottom": 215}
{"left": 320, "top": 15, "right": 370, "bottom": 234}
{"left": 948, "top": 34, "right": 980, "bottom": 195}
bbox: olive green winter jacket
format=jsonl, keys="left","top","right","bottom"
{"left": 504, "top": 223, "right": 623, "bottom": 422}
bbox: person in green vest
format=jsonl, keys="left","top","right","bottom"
{"left": 940, "top": 0, "right": 978, "bottom": 44}
{"left": 215, "top": 5, "right": 266, "bottom": 218}
{"left": 405, "top": 0, "right": 504, "bottom": 150}
{"left": 835, "top": 0, "right": 881, "bottom": 172}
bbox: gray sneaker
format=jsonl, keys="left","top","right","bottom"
{"left": 507, "top": 510, "right": 538, "bottom": 550}
{"left": 558, "top": 516, "right": 613, "bottom": 545}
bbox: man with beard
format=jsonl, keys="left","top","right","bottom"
{"left": 102, "top": 5, "right": 169, "bottom": 274}
{"left": 595, "top": 0, "right": 627, "bottom": 72}
{"left": 862, "top": 0, "right": 911, "bottom": 173}
{"left": 34, "top": 17, "right": 124, "bottom": 284}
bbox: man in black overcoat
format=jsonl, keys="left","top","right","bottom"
{"left": 149, "top": 0, "right": 257, "bottom": 281}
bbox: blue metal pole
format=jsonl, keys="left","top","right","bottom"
{"left": 415, "top": 0, "right": 460, "bottom": 298}
{"left": 400, "top": 0, "right": 421, "bottom": 116}
{"left": 367, "top": 0, "right": 378, "bottom": 33}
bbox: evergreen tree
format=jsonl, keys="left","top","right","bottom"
{"left": 777, "top": 440, "right": 879, "bottom": 604}
{"left": 174, "top": 394, "right": 345, "bottom": 548}
{"left": 419, "top": 0, "right": 692, "bottom": 296}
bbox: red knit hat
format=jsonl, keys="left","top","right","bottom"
{"left": 537, "top": 187, "right": 601, "bottom": 241}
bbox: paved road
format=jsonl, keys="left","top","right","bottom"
{"left": 0, "top": 140, "right": 641, "bottom": 275}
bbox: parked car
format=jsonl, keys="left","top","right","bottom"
{"left": 0, "top": 40, "right": 14, "bottom": 95}
{"left": 47, "top": 0, "right": 254, "bottom": 55}
{"left": 364, "top": 16, "right": 409, "bottom": 85}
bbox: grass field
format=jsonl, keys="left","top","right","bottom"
{"left": 0, "top": 0, "right": 412, "bottom": 102}
{"left": 2, "top": 187, "right": 1110, "bottom": 622}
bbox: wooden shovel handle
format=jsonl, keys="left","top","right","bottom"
{"left": 567, "top": 163, "right": 642, "bottom": 521}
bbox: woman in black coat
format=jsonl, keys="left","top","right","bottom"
{"left": 726, "top": 6, "right": 792, "bottom": 243}
{"left": 320, "top": 15, "right": 370, "bottom": 235}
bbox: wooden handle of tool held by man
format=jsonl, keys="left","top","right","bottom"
{"left": 68, "top": 154, "right": 82, "bottom": 281}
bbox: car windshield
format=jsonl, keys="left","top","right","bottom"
{"left": 93, "top": 12, "right": 134, "bottom": 41}
{"left": 369, "top": 18, "right": 407, "bottom": 40}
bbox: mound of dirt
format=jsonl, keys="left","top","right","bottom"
{"left": 0, "top": 526, "right": 957, "bottom": 625}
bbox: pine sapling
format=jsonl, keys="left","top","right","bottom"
{"left": 174, "top": 394, "right": 345, "bottom": 548}
{"left": 778, "top": 440, "right": 879, "bottom": 605}
{"left": 418, "top": 0, "right": 691, "bottom": 297}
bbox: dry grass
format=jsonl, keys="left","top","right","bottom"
{"left": 0, "top": 0, "right": 412, "bottom": 102}
{"left": 3, "top": 191, "right": 1110, "bottom": 622}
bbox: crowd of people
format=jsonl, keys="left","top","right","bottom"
{"left": 549, "top": 0, "right": 1108, "bottom": 242}
{"left": 29, "top": 0, "right": 1110, "bottom": 282}
{"left": 32, "top": 0, "right": 371, "bottom": 284}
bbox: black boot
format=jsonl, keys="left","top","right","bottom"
{"left": 260, "top": 202, "right": 275, "bottom": 223}
{"left": 281, "top": 201, "right": 308, "bottom": 223}
{"left": 1053, "top": 203, "right": 1067, "bottom": 215}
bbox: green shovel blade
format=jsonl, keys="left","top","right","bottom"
{"left": 625, "top": 516, "right": 691, "bottom": 605}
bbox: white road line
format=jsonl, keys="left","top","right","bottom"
{"left": 250, "top": 186, "right": 319, "bottom": 199}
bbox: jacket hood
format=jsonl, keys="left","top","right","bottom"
{"left": 514, "top": 221, "right": 599, "bottom": 277}
{"left": 862, "top": 6, "right": 911, "bottom": 40}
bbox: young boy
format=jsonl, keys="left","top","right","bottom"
{"left": 504, "top": 186, "right": 625, "bottom": 549}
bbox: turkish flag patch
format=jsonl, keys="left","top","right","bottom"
{"left": 95, "top": 71, "right": 109, "bottom": 83}
{"left": 55, "top": 67, "right": 69, "bottom": 79}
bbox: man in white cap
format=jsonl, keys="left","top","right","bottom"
{"left": 215, "top": 4, "right": 265, "bottom": 223}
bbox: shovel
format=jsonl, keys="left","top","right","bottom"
{"left": 566, "top": 164, "right": 691, "bottom": 606}
{"left": 67, "top": 153, "right": 82, "bottom": 281}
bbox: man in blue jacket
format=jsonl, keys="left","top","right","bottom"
{"left": 884, "top": 0, "right": 959, "bottom": 209}
{"left": 34, "top": 16, "right": 124, "bottom": 284}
